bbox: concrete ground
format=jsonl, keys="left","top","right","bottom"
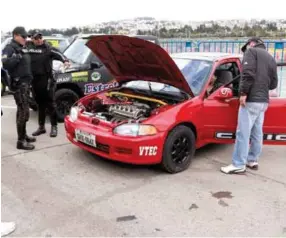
{"left": 1, "top": 94, "right": 286, "bottom": 237}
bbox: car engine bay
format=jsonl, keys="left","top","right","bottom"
{"left": 79, "top": 89, "right": 186, "bottom": 124}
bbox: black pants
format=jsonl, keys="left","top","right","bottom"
{"left": 32, "top": 75, "right": 57, "bottom": 127}
{"left": 13, "top": 83, "right": 30, "bottom": 141}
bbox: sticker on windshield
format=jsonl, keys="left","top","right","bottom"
{"left": 46, "top": 39, "right": 59, "bottom": 48}
{"left": 91, "top": 72, "right": 101, "bottom": 81}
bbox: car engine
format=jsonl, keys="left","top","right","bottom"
{"left": 86, "top": 102, "right": 152, "bottom": 124}
{"left": 82, "top": 91, "right": 167, "bottom": 124}
{"left": 108, "top": 103, "right": 150, "bottom": 119}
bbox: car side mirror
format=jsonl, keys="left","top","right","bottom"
{"left": 213, "top": 87, "right": 233, "bottom": 100}
{"left": 90, "top": 61, "right": 102, "bottom": 69}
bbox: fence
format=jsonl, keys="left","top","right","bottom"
{"left": 160, "top": 39, "right": 286, "bottom": 63}
{"left": 277, "top": 62, "right": 286, "bottom": 98}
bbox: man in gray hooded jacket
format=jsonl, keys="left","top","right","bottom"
{"left": 221, "top": 37, "right": 278, "bottom": 174}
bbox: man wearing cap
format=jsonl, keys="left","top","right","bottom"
{"left": 26, "top": 32, "right": 69, "bottom": 137}
{"left": 221, "top": 37, "right": 278, "bottom": 174}
{"left": 2, "top": 26, "right": 36, "bottom": 150}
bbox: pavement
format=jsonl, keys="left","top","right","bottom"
{"left": 1, "top": 94, "right": 286, "bottom": 237}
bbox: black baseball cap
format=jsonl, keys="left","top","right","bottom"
{"left": 241, "top": 37, "right": 264, "bottom": 52}
{"left": 31, "top": 32, "right": 43, "bottom": 38}
{"left": 12, "top": 26, "right": 28, "bottom": 38}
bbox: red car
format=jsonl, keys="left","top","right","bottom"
{"left": 64, "top": 35, "right": 286, "bottom": 173}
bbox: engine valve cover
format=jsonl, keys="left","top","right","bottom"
{"left": 108, "top": 103, "right": 150, "bottom": 119}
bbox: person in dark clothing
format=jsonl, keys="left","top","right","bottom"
{"left": 2, "top": 26, "right": 36, "bottom": 150}
{"left": 221, "top": 37, "right": 278, "bottom": 174}
{"left": 26, "top": 32, "right": 69, "bottom": 137}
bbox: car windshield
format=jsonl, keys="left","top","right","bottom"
{"left": 122, "top": 58, "right": 212, "bottom": 96}
{"left": 58, "top": 40, "right": 70, "bottom": 52}
{"left": 172, "top": 58, "right": 213, "bottom": 95}
{"left": 63, "top": 38, "right": 91, "bottom": 64}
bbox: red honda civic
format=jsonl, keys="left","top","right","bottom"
{"left": 64, "top": 35, "right": 286, "bottom": 173}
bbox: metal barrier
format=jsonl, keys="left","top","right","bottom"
{"left": 277, "top": 62, "right": 286, "bottom": 98}
{"left": 197, "top": 40, "right": 286, "bottom": 63}
{"left": 160, "top": 40, "right": 196, "bottom": 54}
{"left": 160, "top": 39, "right": 286, "bottom": 63}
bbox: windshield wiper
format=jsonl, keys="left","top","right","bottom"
{"left": 178, "top": 89, "right": 191, "bottom": 99}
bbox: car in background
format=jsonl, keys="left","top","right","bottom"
{"left": 64, "top": 35, "right": 286, "bottom": 173}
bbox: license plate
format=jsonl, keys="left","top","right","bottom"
{"left": 75, "top": 129, "right": 96, "bottom": 147}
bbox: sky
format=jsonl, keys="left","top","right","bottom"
{"left": 1, "top": 0, "right": 286, "bottom": 32}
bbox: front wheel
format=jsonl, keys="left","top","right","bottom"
{"left": 55, "top": 88, "right": 79, "bottom": 123}
{"left": 161, "top": 125, "right": 196, "bottom": 173}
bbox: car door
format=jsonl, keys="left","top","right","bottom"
{"left": 262, "top": 63, "right": 286, "bottom": 145}
{"left": 203, "top": 61, "right": 286, "bottom": 145}
{"left": 202, "top": 59, "right": 241, "bottom": 144}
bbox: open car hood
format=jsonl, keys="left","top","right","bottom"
{"left": 86, "top": 35, "right": 194, "bottom": 96}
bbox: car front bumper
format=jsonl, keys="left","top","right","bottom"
{"left": 64, "top": 116, "right": 165, "bottom": 165}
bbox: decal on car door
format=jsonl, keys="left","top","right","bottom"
{"left": 215, "top": 132, "right": 286, "bottom": 141}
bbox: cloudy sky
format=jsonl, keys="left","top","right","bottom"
{"left": 1, "top": 0, "right": 285, "bottom": 32}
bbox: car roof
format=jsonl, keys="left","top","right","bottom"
{"left": 171, "top": 52, "right": 243, "bottom": 61}
{"left": 43, "top": 36, "right": 69, "bottom": 40}
{"left": 75, "top": 33, "right": 103, "bottom": 38}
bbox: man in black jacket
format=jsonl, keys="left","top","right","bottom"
{"left": 2, "top": 26, "right": 36, "bottom": 150}
{"left": 221, "top": 37, "right": 278, "bottom": 174}
{"left": 26, "top": 32, "right": 69, "bottom": 137}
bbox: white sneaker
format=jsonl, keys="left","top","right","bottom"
{"left": 246, "top": 161, "right": 259, "bottom": 170}
{"left": 220, "top": 164, "right": 246, "bottom": 174}
{"left": 1, "top": 222, "right": 16, "bottom": 237}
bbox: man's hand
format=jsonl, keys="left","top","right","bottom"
{"left": 239, "top": 95, "right": 247, "bottom": 107}
{"left": 64, "top": 61, "right": 70, "bottom": 68}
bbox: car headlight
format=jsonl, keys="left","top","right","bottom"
{"left": 69, "top": 106, "right": 79, "bottom": 122}
{"left": 113, "top": 124, "right": 157, "bottom": 136}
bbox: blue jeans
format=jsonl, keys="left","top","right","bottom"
{"left": 232, "top": 102, "right": 269, "bottom": 167}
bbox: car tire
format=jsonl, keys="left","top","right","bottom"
{"left": 161, "top": 125, "right": 196, "bottom": 173}
{"left": 55, "top": 88, "right": 79, "bottom": 123}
